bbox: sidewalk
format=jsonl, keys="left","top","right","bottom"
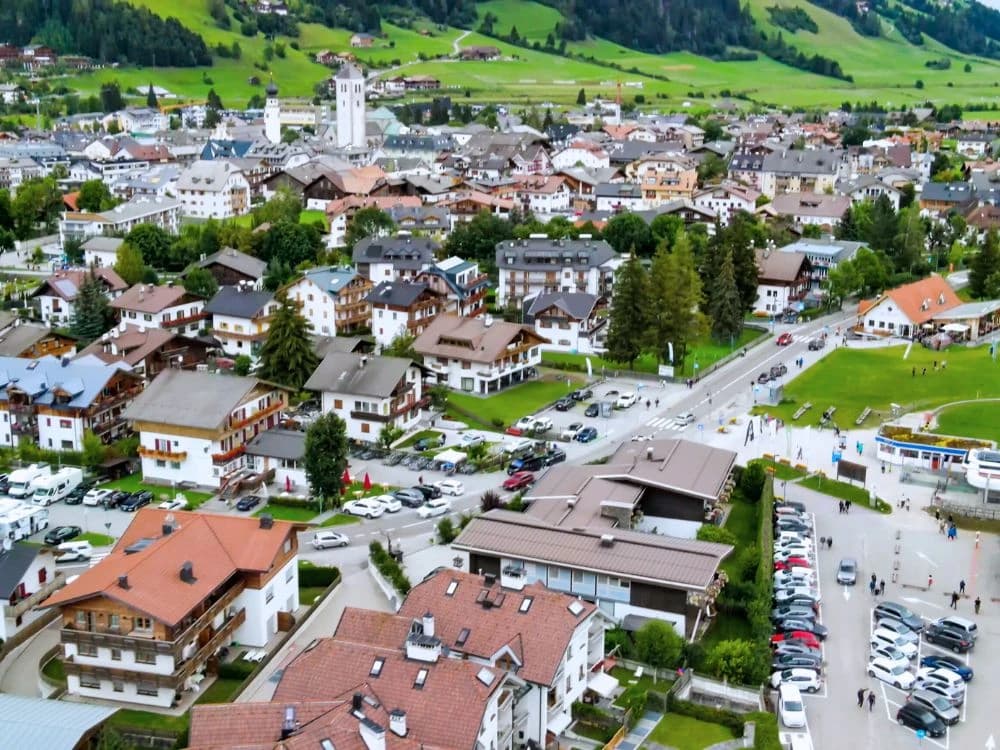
{"left": 0, "top": 621, "right": 60, "bottom": 697}
{"left": 617, "top": 710, "right": 663, "bottom": 750}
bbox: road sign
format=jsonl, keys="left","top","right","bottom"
{"left": 697, "top": 424, "right": 704, "bottom": 431}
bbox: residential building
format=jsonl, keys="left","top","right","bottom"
{"left": 551, "top": 141, "right": 610, "bottom": 171}
{"left": 777, "top": 238, "right": 863, "bottom": 288}
{"left": 325, "top": 196, "right": 422, "bottom": 247}
{"left": 0, "top": 695, "right": 116, "bottom": 750}
{"left": 352, "top": 236, "right": 438, "bottom": 283}
{"left": 415, "top": 313, "right": 548, "bottom": 394}
{"left": 124, "top": 370, "right": 289, "bottom": 488}
{"left": 244, "top": 428, "right": 307, "bottom": 493}
{"left": 282, "top": 267, "right": 373, "bottom": 336}
{"left": 59, "top": 197, "right": 182, "bottom": 245}
{"left": 77, "top": 323, "right": 215, "bottom": 380}
{"left": 758, "top": 148, "right": 844, "bottom": 197}
{"left": 919, "top": 182, "right": 977, "bottom": 215}
{"left": 595, "top": 182, "right": 645, "bottom": 213}
{"left": 367, "top": 282, "right": 447, "bottom": 350}
{"left": 526, "top": 292, "right": 608, "bottom": 354}
{"left": 417, "top": 256, "right": 490, "bottom": 318}
{"left": 454, "top": 438, "right": 736, "bottom": 636}
{"left": 837, "top": 175, "right": 902, "bottom": 211}
{"left": 110, "top": 107, "right": 169, "bottom": 133}
{"left": 439, "top": 190, "right": 515, "bottom": 223}
{"left": 204, "top": 285, "right": 277, "bottom": 359}
{"left": 110, "top": 283, "right": 207, "bottom": 334}
{"left": 857, "top": 274, "right": 962, "bottom": 339}
{"left": 304, "top": 352, "right": 424, "bottom": 442}
{"left": 459, "top": 45, "right": 501, "bottom": 60}
{"left": 0, "top": 319, "right": 76, "bottom": 359}
{"left": 512, "top": 175, "right": 572, "bottom": 215}
{"left": 769, "top": 192, "right": 850, "bottom": 228}
{"left": 0, "top": 157, "right": 42, "bottom": 194}
{"left": 0, "top": 544, "right": 59, "bottom": 644}
{"left": 388, "top": 204, "right": 451, "bottom": 241}
{"left": 753, "top": 248, "right": 812, "bottom": 315}
{"left": 495, "top": 236, "right": 619, "bottom": 307}
{"left": 692, "top": 184, "right": 761, "bottom": 226}
{"left": 0, "top": 355, "right": 144, "bottom": 450}
{"left": 625, "top": 154, "right": 699, "bottom": 205}
{"left": 43, "top": 508, "right": 300, "bottom": 707}
{"left": 190, "top": 247, "right": 267, "bottom": 289}
{"left": 81, "top": 236, "right": 123, "bottom": 268}
{"left": 176, "top": 160, "right": 251, "bottom": 219}
{"left": 31, "top": 268, "right": 128, "bottom": 326}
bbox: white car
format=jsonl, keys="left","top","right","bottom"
{"left": 867, "top": 656, "right": 915, "bottom": 689}
{"left": 82, "top": 488, "right": 112, "bottom": 507}
{"left": 158, "top": 497, "right": 189, "bottom": 511}
{"left": 615, "top": 392, "right": 638, "bottom": 409}
{"left": 770, "top": 668, "right": 821, "bottom": 693}
{"left": 532, "top": 416, "right": 553, "bottom": 432}
{"left": 514, "top": 416, "right": 538, "bottom": 431}
{"left": 417, "top": 498, "right": 452, "bottom": 519}
{"left": 914, "top": 667, "right": 966, "bottom": 700}
{"left": 370, "top": 494, "right": 401, "bottom": 513}
{"left": 560, "top": 422, "right": 584, "bottom": 440}
{"left": 871, "top": 628, "right": 918, "bottom": 658}
{"left": 459, "top": 433, "right": 485, "bottom": 448}
{"left": 342, "top": 498, "right": 385, "bottom": 518}
{"left": 870, "top": 645, "right": 909, "bottom": 671}
{"left": 434, "top": 479, "right": 466, "bottom": 496}
{"left": 778, "top": 684, "right": 806, "bottom": 728}
{"left": 311, "top": 531, "right": 349, "bottom": 549}
{"left": 675, "top": 412, "right": 696, "bottom": 426}
{"left": 773, "top": 548, "right": 812, "bottom": 562}
{"left": 875, "top": 618, "right": 919, "bottom": 643}
{"left": 774, "top": 573, "right": 815, "bottom": 589}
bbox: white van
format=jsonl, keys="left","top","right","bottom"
{"left": 778, "top": 684, "right": 807, "bottom": 728}
{"left": 7, "top": 463, "right": 50, "bottom": 498}
{"left": 56, "top": 540, "right": 92, "bottom": 563}
{"left": 31, "top": 467, "right": 84, "bottom": 506}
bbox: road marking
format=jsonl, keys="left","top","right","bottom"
{"left": 402, "top": 521, "right": 424, "bottom": 528}
{"left": 917, "top": 551, "right": 939, "bottom": 567}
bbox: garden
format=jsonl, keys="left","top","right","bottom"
{"left": 446, "top": 375, "right": 585, "bottom": 430}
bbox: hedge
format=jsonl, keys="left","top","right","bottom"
{"left": 666, "top": 694, "right": 745, "bottom": 734}
{"left": 217, "top": 660, "right": 256, "bottom": 680}
{"left": 266, "top": 495, "right": 320, "bottom": 511}
{"left": 297, "top": 562, "right": 340, "bottom": 587}
{"left": 369, "top": 541, "right": 411, "bottom": 595}
{"left": 748, "top": 711, "right": 780, "bottom": 750}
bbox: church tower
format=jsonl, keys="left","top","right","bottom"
{"left": 335, "top": 63, "right": 366, "bottom": 149}
{"left": 264, "top": 78, "right": 281, "bottom": 144}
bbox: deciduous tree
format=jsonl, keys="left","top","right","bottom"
{"left": 603, "top": 212, "right": 654, "bottom": 256}
{"left": 344, "top": 207, "right": 394, "bottom": 250}
{"left": 113, "top": 241, "right": 145, "bottom": 285}
{"left": 76, "top": 179, "right": 116, "bottom": 212}
{"left": 634, "top": 619, "right": 684, "bottom": 669}
{"left": 182, "top": 267, "right": 219, "bottom": 299}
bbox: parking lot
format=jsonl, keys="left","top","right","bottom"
{"left": 781, "top": 482, "right": 999, "bottom": 750}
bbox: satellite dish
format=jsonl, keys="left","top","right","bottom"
{"left": 2, "top": 538, "right": 12, "bottom": 552}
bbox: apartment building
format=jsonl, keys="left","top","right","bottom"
{"left": 417, "top": 256, "right": 490, "bottom": 319}
{"left": 59, "top": 197, "right": 182, "bottom": 245}
{"left": 176, "top": 160, "right": 251, "bottom": 219}
{"left": 204, "top": 285, "right": 277, "bottom": 359}
{"left": 32, "top": 268, "right": 128, "bottom": 326}
{"left": 495, "top": 236, "right": 620, "bottom": 307}
{"left": 282, "top": 267, "right": 373, "bottom": 337}
{"left": 367, "top": 282, "right": 447, "bottom": 350}
{"left": 109, "top": 283, "right": 207, "bottom": 334}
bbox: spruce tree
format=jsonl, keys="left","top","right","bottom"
{"left": 70, "top": 271, "right": 112, "bottom": 344}
{"left": 708, "top": 249, "right": 743, "bottom": 344}
{"left": 605, "top": 256, "right": 649, "bottom": 369}
{"left": 256, "top": 292, "right": 319, "bottom": 390}
{"left": 304, "top": 412, "right": 349, "bottom": 504}
{"left": 146, "top": 84, "right": 158, "bottom": 109}
{"left": 970, "top": 229, "right": 1000, "bottom": 299}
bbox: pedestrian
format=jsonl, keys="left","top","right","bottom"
{"left": 646, "top": 399, "right": 651, "bottom": 410}
{"left": 827, "top": 537, "right": 833, "bottom": 549}
{"left": 869, "top": 579, "right": 876, "bottom": 595}
{"left": 857, "top": 688, "right": 866, "bottom": 708}
{"left": 846, "top": 500, "right": 852, "bottom": 513}
{"left": 975, "top": 597, "right": 982, "bottom": 614}
{"left": 939, "top": 519, "right": 946, "bottom": 534}
{"left": 879, "top": 579, "right": 886, "bottom": 595}
{"left": 948, "top": 524, "right": 957, "bottom": 541}
{"left": 928, "top": 573, "right": 934, "bottom": 588}
{"left": 839, "top": 500, "right": 845, "bottom": 514}
{"left": 975, "top": 531, "right": 981, "bottom": 548}
{"left": 418, "top": 475, "right": 424, "bottom": 485}
{"left": 959, "top": 579, "right": 966, "bottom": 594}
{"left": 933, "top": 360, "right": 937, "bottom": 370}
{"left": 950, "top": 591, "right": 959, "bottom": 609}
{"left": 655, "top": 398, "right": 660, "bottom": 408}
{"left": 870, "top": 573, "right": 877, "bottom": 589}
{"left": 867, "top": 691, "right": 876, "bottom": 712}
{"left": 948, "top": 514, "right": 954, "bottom": 524}
{"left": 881, "top": 463, "right": 885, "bottom": 474}
{"left": 922, "top": 368, "right": 926, "bottom": 376}
{"left": 935, "top": 508, "right": 941, "bottom": 521}
{"left": 906, "top": 499, "right": 911, "bottom": 511}
{"left": 912, "top": 366, "right": 916, "bottom": 377}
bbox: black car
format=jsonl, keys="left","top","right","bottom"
{"left": 771, "top": 605, "right": 816, "bottom": 622}
{"left": 771, "top": 653, "right": 822, "bottom": 671}
{"left": 394, "top": 489, "right": 425, "bottom": 507}
{"left": 895, "top": 704, "right": 946, "bottom": 738}
{"left": 584, "top": 403, "right": 600, "bottom": 417}
{"left": 414, "top": 436, "right": 445, "bottom": 451}
{"left": 772, "top": 641, "right": 820, "bottom": 656}
{"left": 570, "top": 389, "right": 593, "bottom": 401}
{"left": 554, "top": 397, "right": 574, "bottom": 411}
{"left": 775, "top": 500, "right": 807, "bottom": 513}
{"left": 923, "top": 623, "right": 973, "bottom": 653}
{"left": 775, "top": 521, "right": 812, "bottom": 535}
{"left": 44, "top": 525, "right": 82, "bottom": 546}
{"left": 236, "top": 494, "right": 263, "bottom": 512}
{"left": 120, "top": 491, "right": 153, "bottom": 512}
{"left": 64, "top": 482, "right": 92, "bottom": 505}
{"left": 102, "top": 490, "right": 130, "bottom": 509}
{"left": 757, "top": 371, "right": 773, "bottom": 384}
{"left": 808, "top": 337, "right": 826, "bottom": 351}
{"left": 543, "top": 448, "right": 567, "bottom": 466}
{"left": 875, "top": 601, "right": 924, "bottom": 632}
{"left": 411, "top": 484, "right": 442, "bottom": 500}
{"left": 770, "top": 363, "right": 788, "bottom": 378}
{"left": 508, "top": 455, "right": 546, "bottom": 475}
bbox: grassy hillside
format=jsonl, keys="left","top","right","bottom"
{"left": 62, "top": 0, "right": 1000, "bottom": 108}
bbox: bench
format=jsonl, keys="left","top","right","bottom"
{"left": 792, "top": 402, "right": 813, "bottom": 420}
{"left": 819, "top": 406, "right": 836, "bottom": 425}
{"left": 856, "top": 407, "right": 872, "bottom": 425}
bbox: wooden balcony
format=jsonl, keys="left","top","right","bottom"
{"left": 164, "top": 311, "right": 207, "bottom": 329}
{"left": 212, "top": 444, "right": 246, "bottom": 465}
{"left": 350, "top": 409, "right": 389, "bottom": 423}
{"left": 228, "top": 400, "right": 283, "bottom": 431}
{"left": 138, "top": 446, "right": 188, "bottom": 461}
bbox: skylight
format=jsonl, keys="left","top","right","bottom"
{"left": 414, "top": 669, "right": 428, "bottom": 689}
{"left": 445, "top": 580, "right": 459, "bottom": 597}
{"left": 519, "top": 597, "right": 533, "bottom": 613}
{"left": 456, "top": 628, "right": 470, "bottom": 646}
{"left": 568, "top": 600, "right": 585, "bottom": 617}
{"left": 370, "top": 658, "right": 384, "bottom": 677}
{"left": 320, "top": 740, "right": 335, "bottom": 750}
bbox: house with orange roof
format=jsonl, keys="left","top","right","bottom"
{"left": 438, "top": 190, "right": 514, "bottom": 223}
{"left": 43, "top": 508, "right": 300, "bottom": 707}
{"left": 325, "top": 195, "right": 421, "bottom": 248}
{"left": 856, "top": 274, "right": 962, "bottom": 339}
{"left": 624, "top": 154, "right": 699, "bottom": 205}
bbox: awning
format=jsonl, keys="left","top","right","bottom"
{"left": 547, "top": 710, "right": 573, "bottom": 736}
{"left": 587, "top": 671, "right": 620, "bottom": 698}
{"left": 621, "top": 614, "right": 656, "bottom": 632}
{"left": 942, "top": 323, "right": 969, "bottom": 333}
{"left": 434, "top": 448, "right": 467, "bottom": 465}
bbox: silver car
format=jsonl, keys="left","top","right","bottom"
{"left": 836, "top": 558, "right": 858, "bottom": 585}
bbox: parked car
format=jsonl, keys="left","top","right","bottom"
{"left": 773, "top": 619, "right": 828, "bottom": 640}
{"left": 770, "top": 363, "right": 788, "bottom": 378}
{"left": 771, "top": 653, "right": 822, "bottom": 671}
{"left": 874, "top": 601, "right": 924, "bottom": 632}
{"left": 772, "top": 640, "right": 820, "bottom": 656}
{"left": 411, "top": 484, "right": 442, "bottom": 500}
{"left": 777, "top": 332, "right": 793, "bottom": 345}
{"left": 770, "top": 669, "right": 821, "bottom": 693}
{"left": 871, "top": 628, "right": 919, "bottom": 659}
{"left": 543, "top": 448, "right": 567, "bottom": 466}
{"left": 675, "top": 412, "right": 696, "bottom": 426}
{"left": 120, "top": 491, "right": 152, "bottom": 512}
{"left": 871, "top": 646, "right": 910, "bottom": 671}
{"left": 236, "top": 494, "right": 263, "bottom": 512}
{"left": 932, "top": 615, "right": 978, "bottom": 641}
{"left": 44, "top": 525, "right": 82, "bottom": 546}
{"left": 434, "top": 479, "right": 466, "bottom": 496}
{"left": 808, "top": 337, "right": 826, "bottom": 351}
{"left": 532, "top": 416, "right": 553, "bottom": 433}
{"left": 503, "top": 472, "right": 535, "bottom": 491}
{"left": 414, "top": 435, "right": 445, "bottom": 451}
{"left": 417, "top": 498, "right": 452, "bottom": 519}
{"left": 82, "top": 488, "right": 113, "bottom": 507}
{"left": 777, "top": 684, "right": 806, "bottom": 728}
{"left": 342, "top": 498, "right": 385, "bottom": 519}
{"left": 757, "top": 371, "right": 774, "bottom": 384}
{"left": 570, "top": 389, "right": 593, "bottom": 401}
{"left": 584, "top": 403, "right": 600, "bottom": 417}
{"left": 311, "top": 531, "right": 349, "bottom": 549}
{"left": 560, "top": 422, "right": 584, "bottom": 440}
{"left": 615, "top": 392, "right": 638, "bottom": 409}
{"left": 914, "top": 667, "right": 966, "bottom": 698}
{"left": 459, "top": 434, "right": 485, "bottom": 448}
{"left": 895, "top": 704, "right": 947, "bottom": 737}
{"left": 102, "top": 490, "right": 130, "bottom": 509}
{"left": 393, "top": 489, "right": 425, "bottom": 508}
{"left": 64, "top": 482, "right": 93, "bottom": 505}
{"left": 914, "top": 680, "right": 965, "bottom": 707}
{"left": 919, "top": 654, "right": 973, "bottom": 681}
{"left": 513, "top": 416, "right": 538, "bottom": 432}
{"left": 867, "top": 656, "right": 916, "bottom": 689}
{"left": 775, "top": 557, "right": 812, "bottom": 570}
{"left": 575, "top": 427, "right": 598, "bottom": 443}
{"left": 771, "top": 605, "right": 816, "bottom": 622}
{"left": 508, "top": 455, "right": 546, "bottom": 474}
{"left": 907, "top": 690, "right": 961, "bottom": 725}
{"left": 770, "top": 631, "right": 820, "bottom": 649}
{"left": 370, "top": 494, "right": 402, "bottom": 513}
{"left": 836, "top": 558, "right": 858, "bottom": 585}
{"left": 158, "top": 497, "right": 189, "bottom": 511}
{"left": 554, "top": 397, "right": 575, "bottom": 411}
{"left": 875, "top": 618, "right": 919, "bottom": 644}
{"left": 923, "top": 623, "right": 974, "bottom": 653}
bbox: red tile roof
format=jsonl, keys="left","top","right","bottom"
{"left": 398, "top": 569, "right": 596, "bottom": 686}
{"left": 857, "top": 274, "right": 961, "bottom": 326}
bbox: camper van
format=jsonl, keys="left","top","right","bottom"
{"left": 31, "top": 467, "right": 84, "bottom": 506}
{"left": 0, "top": 503, "right": 49, "bottom": 541}
{"left": 7, "top": 463, "right": 51, "bottom": 498}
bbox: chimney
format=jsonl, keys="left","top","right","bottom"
{"left": 162, "top": 522, "right": 174, "bottom": 535}
{"left": 600, "top": 534, "right": 615, "bottom": 547}
{"left": 421, "top": 612, "right": 435, "bottom": 638}
{"left": 389, "top": 709, "right": 407, "bottom": 737}
{"left": 179, "top": 561, "right": 196, "bottom": 583}
{"left": 259, "top": 514, "right": 274, "bottom": 529}
{"left": 117, "top": 574, "right": 129, "bottom": 589}
{"left": 280, "top": 706, "right": 297, "bottom": 740}
{"left": 483, "top": 572, "right": 496, "bottom": 587}
{"left": 352, "top": 693, "right": 364, "bottom": 714}
{"left": 646, "top": 446, "right": 654, "bottom": 461}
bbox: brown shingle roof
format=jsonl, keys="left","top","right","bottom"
{"left": 77, "top": 323, "right": 191, "bottom": 367}
{"left": 110, "top": 283, "right": 198, "bottom": 314}
{"left": 754, "top": 248, "right": 810, "bottom": 284}
{"left": 399, "top": 570, "right": 596, "bottom": 686}
{"left": 43, "top": 509, "right": 295, "bottom": 626}
{"left": 32, "top": 268, "right": 128, "bottom": 301}
{"left": 413, "top": 313, "right": 548, "bottom": 363}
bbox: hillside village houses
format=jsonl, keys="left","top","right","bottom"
{"left": 32, "top": 267, "right": 128, "bottom": 326}
{"left": 203, "top": 285, "right": 278, "bottom": 359}
{"left": 110, "top": 283, "right": 208, "bottom": 335}
{"left": 495, "top": 236, "right": 620, "bottom": 307}
{"left": 282, "top": 266, "right": 374, "bottom": 337}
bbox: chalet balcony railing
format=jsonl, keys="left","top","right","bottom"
{"left": 163, "top": 311, "right": 206, "bottom": 329}
{"left": 138, "top": 446, "right": 188, "bottom": 461}
{"left": 212, "top": 445, "right": 246, "bottom": 465}
{"left": 350, "top": 409, "right": 389, "bottom": 423}
{"left": 228, "top": 400, "right": 283, "bottom": 431}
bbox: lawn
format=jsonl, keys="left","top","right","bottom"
{"left": 299, "top": 586, "right": 327, "bottom": 605}
{"left": 253, "top": 504, "right": 317, "bottom": 522}
{"left": 935, "top": 401, "right": 1000, "bottom": 445}
{"left": 647, "top": 713, "right": 738, "bottom": 750}
{"left": 753, "top": 345, "right": 1000, "bottom": 427}
{"left": 799, "top": 474, "right": 892, "bottom": 513}
{"left": 100, "top": 475, "right": 213, "bottom": 510}
{"left": 77, "top": 532, "right": 116, "bottom": 546}
{"left": 319, "top": 512, "right": 362, "bottom": 527}
{"left": 398, "top": 429, "right": 444, "bottom": 448}
{"left": 610, "top": 666, "right": 673, "bottom": 708}
{"left": 196, "top": 677, "right": 244, "bottom": 704}
{"left": 752, "top": 457, "right": 808, "bottom": 481}
{"left": 106, "top": 708, "right": 191, "bottom": 735}
{"left": 41, "top": 656, "right": 66, "bottom": 685}
{"left": 719, "top": 497, "right": 759, "bottom": 578}
{"left": 447, "top": 375, "right": 584, "bottom": 430}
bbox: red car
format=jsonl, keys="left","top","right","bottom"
{"left": 774, "top": 559, "right": 812, "bottom": 572}
{"left": 777, "top": 333, "right": 793, "bottom": 346}
{"left": 503, "top": 471, "right": 535, "bottom": 491}
{"left": 770, "top": 631, "right": 820, "bottom": 649}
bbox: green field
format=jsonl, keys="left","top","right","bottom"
{"left": 447, "top": 375, "right": 584, "bottom": 429}
{"left": 100, "top": 475, "right": 213, "bottom": 510}
{"left": 648, "top": 713, "right": 738, "bottom": 750}
{"left": 935, "top": 401, "right": 1000, "bottom": 445}
{"left": 755, "top": 345, "right": 1000, "bottom": 427}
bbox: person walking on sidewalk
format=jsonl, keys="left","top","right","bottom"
{"left": 928, "top": 573, "right": 934, "bottom": 588}
{"left": 868, "top": 691, "right": 876, "bottom": 712}
{"left": 975, "top": 597, "right": 982, "bottom": 614}
{"left": 857, "top": 688, "right": 866, "bottom": 708}
{"left": 879, "top": 579, "right": 886, "bottom": 595}
{"left": 950, "top": 591, "right": 960, "bottom": 609}
{"left": 959, "top": 579, "right": 966, "bottom": 595}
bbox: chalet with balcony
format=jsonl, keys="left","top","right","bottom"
{"left": 753, "top": 248, "right": 812, "bottom": 315}
{"left": 110, "top": 283, "right": 207, "bottom": 335}
{"left": 415, "top": 313, "right": 548, "bottom": 395}
{"left": 43, "top": 508, "right": 300, "bottom": 708}
{"left": 124, "top": 370, "right": 289, "bottom": 489}
{"left": 76, "top": 323, "right": 215, "bottom": 381}
{"left": 416, "top": 256, "right": 490, "bottom": 319}
{"left": 282, "top": 267, "right": 373, "bottom": 337}
{"left": 495, "top": 236, "right": 620, "bottom": 307}
{"left": 189, "top": 248, "right": 267, "bottom": 290}
{"left": 625, "top": 154, "right": 699, "bottom": 206}
{"left": 304, "top": 353, "right": 424, "bottom": 443}
{"left": 352, "top": 236, "right": 438, "bottom": 284}
{"left": 1, "top": 544, "right": 60, "bottom": 645}
{"left": 0, "top": 355, "right": 144, "bottom": 450}
{"left": 32, "top": 268, "right": 128, "bottom": 326}
{"left": 526, "top": 292, "right": 608, "bottom": 354}
{"left": 758, "top": 148, "right": 845, "bottom": 198}
{"left": 777, "top": 237, "right": 863, "bottom": 289}
{"left": 204, "top": 285, "right": 277, "bottom": 360}
{"left": 0, "top": 319, "right": 76, "bottom": 359}
{"left": 366, "top": 282, "right": 446, "bottom": 350}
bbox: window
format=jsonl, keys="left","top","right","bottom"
{"left": 572, "top": 570, "right": 585, "bottom": 584}
{"left": 285, "top": 565, "right": 294, "bottom": 582}
{"left": 370, "top": 657, "right": 385, "bottom": 677}
{"left": 283, "top": 539, "right": 292, "bottom": 554}
{"left": 77, "top": 643, "right": 97, "bottom": 657}
{"left": 59, "top": 419, "right": 72, "bottom": 429}
{"left": 361, "top": 423, "right": 370, "bottom": 434}
{"left": 61, "top": 440, "right": 73, "bottom": 450}
{"left": 111, "top": 648, "right": 122, "bottom": 661}
{"left": 136, "top": 649, "right": 156, "bottom": 664}
{"left": 134, "top": 616, "right": 152, "bottom": 633}
{"left": 112, "top": 679, "right": 124, "bottom": 693}
{"left": 333, "top": 399, "right": 343, "bottom": 409}
{"left": 79, "top": 674, "right": 101, "bottom": 689}
{"left": 75, "top": 611, "right": 86, "bottom": 628}
{"left": 156, "top": 460, "right": 166, "bottom": 468}
{"left": 266, "top": 586, "right": 274, "bottom": 603}
{"left": 170, "top": 461, "right": 180, "bottom": 469}
{"left": 137, "top": 682, "right": 158, "bottom": 696}
{"left": 109, "top": 614, "right": 120, "bottom": 631}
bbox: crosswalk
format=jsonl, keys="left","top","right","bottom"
{"left": 644, "top": 417, "right": 689, "bottom": 431}
{"left": 88, "top": 551, "right": 110, "bottom": 567}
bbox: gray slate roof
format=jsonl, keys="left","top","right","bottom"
{"left": 196, "top": 248, "right": 267, "bottom": 279}
{"left": 921, "top": 181, "right": 974, "bottom": 203}
{"left": 0, "top": 322, "right": 64, "bottom": 356}
{"left": 762, "top": 148, "right": 843, "bottom": 175}
{"left": 495, "top": 237, "right": 617, "bottom": 271}
{"left": 366, "top": 281, "right": 436, "bottom": 308}
{"left": 527, "top": 292, "right": 600, "bottom": 320}
{"left": 204, "top": 286, "right": 275, "bottom": 319}
{"left": 245, "top": 428, "right": 305, "bottom": 461}
{"left": 124, "top": 370, "right": 277, "bottom": 429}
{"left": 352, "top": 236, "right": 438, "bottom": 268}
{"left": 0, "top": 694, "right": 117, "bottom": 750}
{"left": 304, "top": 352, "right": 412, "bottom": 397}
{"left": 0, "top": 355, "right": 132, "bottom": 409}
{"left": 0, "top": 544, "right": 39, "bottom": 598}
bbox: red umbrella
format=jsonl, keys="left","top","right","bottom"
{"left": 285, "top": 475, "right": 292, "bottom": 493}
{"left": 342, "top": 467, "right": 352, "bottom": 486}
{"left": 363, "top": 472, "right": 372, "bottom": 491}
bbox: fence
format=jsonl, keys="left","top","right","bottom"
{"left": 941, "top": 502, "right": 1000, "bottom": 520}
{"left": 675, "top": 672, "right": 765, "bottom": 712}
